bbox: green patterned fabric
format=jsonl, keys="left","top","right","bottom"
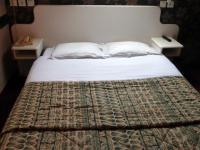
{"left": 1, "top": 76, "right": 200, "bottom": 149}
{"left": 1, "top": 126, "right": 200, "bottom": 149}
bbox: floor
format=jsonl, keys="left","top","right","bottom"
{"left": 0, "top": 71, "right": 200, "bottom": 131}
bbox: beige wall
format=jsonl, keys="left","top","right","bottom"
{"left": 0, "top": 1, "right": 14, "bottom": 92}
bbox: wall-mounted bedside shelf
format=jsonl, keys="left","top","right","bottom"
{"left": 12, "top": 38, "right": 43, "bottom": 60}
{"left": 12, "top": 38, "right": 43, "bottom": 76}
{"left": 151, "top": 37, "right": 183, "bottom": 57}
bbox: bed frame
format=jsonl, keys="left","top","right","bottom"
{"left": 12, "top": 5, "right": 179, "bottom": 48}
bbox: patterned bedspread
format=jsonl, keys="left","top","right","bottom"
{"left": 1, "top": 76, "right": 200, "bottom": 149}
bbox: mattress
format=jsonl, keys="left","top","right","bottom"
{"left": 1, "top": 49, "right": 200, "bottom": 149}
{"left": 26, "top": 48, "right": 182, "bottom": 83}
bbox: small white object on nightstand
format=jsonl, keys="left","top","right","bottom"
{"left": 151, "top": 37, "right": 183, "bottom": 57}
{"left": 12, "top": 38, "right": 43, "bottom": 60}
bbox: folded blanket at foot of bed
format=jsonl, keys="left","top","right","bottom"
{"left": 1, "top": 76, "right": 200, "bottom": 149}
{"left": 1, "top": 126, "right": 200, "bottom": 149}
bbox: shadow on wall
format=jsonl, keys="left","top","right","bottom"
{"left": 0, "top": 47, "right": 17, "bottom": 92}
{"left": 2, "top": 48, "right": 17, "bottom": 80}
{"left": 0, "top": 25, "right": 17, "bottom": 92}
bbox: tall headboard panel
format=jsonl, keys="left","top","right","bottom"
{"left": 12, "top": 5, "right": 179, "bottom": 47}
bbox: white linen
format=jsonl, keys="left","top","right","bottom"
{"left": 43, "top": 47, "right": 54, "bottom": 57}
{"left": 103, "top": 41, "right": 159, "bottom": 57}
{"left": 52, "top": 42, "right": 105, "bottom": 59}
{"left": 26, "top": 54, "right": 182, "bottom": 83}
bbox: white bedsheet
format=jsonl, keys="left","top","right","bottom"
{"left": 26, "top": 51, "right": 182, "bottom": 83}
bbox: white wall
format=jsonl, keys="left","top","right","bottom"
{"left": 0, "top": 1, "right": 13, "bottom": 92}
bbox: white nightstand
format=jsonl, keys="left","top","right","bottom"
{"left": 151, "top": 37, "right": 183, "bottom": 57}
{"left": 12, "top": 38, "right": 44, "bottom": 76}
{"left": 12, "top": 38, "right": 43, "bottom": 60}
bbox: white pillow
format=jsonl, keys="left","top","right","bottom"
{"left": 43, "top": 47, "right": 55, "bottom": 57}
{"left": 103, "top": 41, "right": 159, "bottom": 57}
{"left": 52, "top": 42, "right": 105, "bottom": 59}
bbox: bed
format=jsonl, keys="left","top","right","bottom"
{"left": 1, "top": 5, "right": 200, "bottom": 149}
{"left": 1, "top": 47, "right": 200, "bottom": 149}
